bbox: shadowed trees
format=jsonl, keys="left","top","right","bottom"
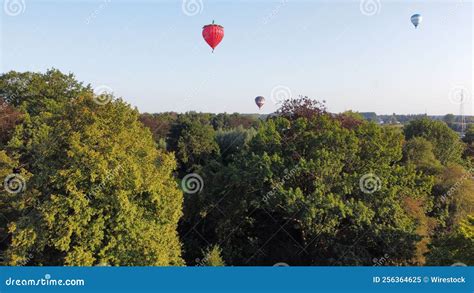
{"left": 181, "top": 99, "right": 435, "bottom": 266}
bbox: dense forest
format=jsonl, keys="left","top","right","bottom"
{"left": 0, "top": 70, "right": 473, "bottom": 266}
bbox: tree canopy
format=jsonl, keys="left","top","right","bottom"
{"left": 404, "top": 118, "right": 465, "bottom": 165}
{"left": 180, "top": 100, "right": 437, "bottom": 265}
{"left": 1, "top": 69, "right": 472, "bottom": 267}
{"left": 0, "top": 71, "right": 183, "bottom": 266}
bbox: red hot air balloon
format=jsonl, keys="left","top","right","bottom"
{"left": 202, "top": 20, "right": 224, "bottom": 52}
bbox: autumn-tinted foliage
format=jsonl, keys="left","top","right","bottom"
{"left": 277, "top": 96, "right": 327, "bottom": 120}
{"left": 139, "top": 112, "right": 178, "bottom": 142}
{"left": 0, "top": 98, "right": 22, "bottom": 147}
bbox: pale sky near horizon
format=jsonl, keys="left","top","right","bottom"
{"left": 1, "top": 0, "right": 472, "bottom": 115}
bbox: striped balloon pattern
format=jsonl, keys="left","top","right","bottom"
{"left": 202, "top": 22, "right": 224, "bottom": 52}
{"left": 411, "top": 14, "right": 422, "bottom": 28}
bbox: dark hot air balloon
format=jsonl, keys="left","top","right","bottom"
{"left": 411, "top": 14, "right": 422, "bottom": 28}
{"left": 255, "top": 96, "right": 265, "bottom": 109}
{"left": 202, "top": 20, "right": 224, "bottom": 52}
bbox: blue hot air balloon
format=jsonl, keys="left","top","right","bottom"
{"left": 411, "top": 14, "right": 422, "bottom": 28}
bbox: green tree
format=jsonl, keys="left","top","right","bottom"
{"left": 360, "top": 112, "right": 378, "bottom": 122}
{"left": 463, "top": 124, "right": 474, "bottom": 144}
{"left": 404, "top": 118, "right": 465, "bottom": 165}
{"left": 403, "top": 137, "right": 442, "bottom": 175}
{"left": 0, "top": 150, "right": 31, "bottom": 254}
{"left": 426, "top": 215, "right": 474, "bottom": 266}
{"left": 0, "top": 70, "right": 184, "bottom": 265}
{"left": 443, "top": 114, "right": 456, "bottom": 129}
{"left": 199, "top": 245, "right": 225, "bottom": 266}
{"left": 211, "top": 113, "right": 260, "bottom": 130}
{"left": 182, "top": 98, "right": 434, "bottom": 266}
{"left": 0, "top": 69, "right": 91, "bottom": 116}
{"left": 430, "top": 165, "right": 474, "bottom": 230}
{"left": 215, "top": 126, "right": 257, "bottom": 162}
{"left": 167, "top": 113, "right": 219, "bottom": 175}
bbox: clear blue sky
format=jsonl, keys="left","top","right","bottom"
{"left": 1, "top": 0, "right": 472, "bottom": 115}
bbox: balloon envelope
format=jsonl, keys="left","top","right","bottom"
{"left": 411, "top": 14, "right": 422, "bottom": 28}
{"left": 202, "top": 22, "right": 224, "bottom": 52}
{"left": 255, "top": 96, "right": 265, "bottom": 109}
